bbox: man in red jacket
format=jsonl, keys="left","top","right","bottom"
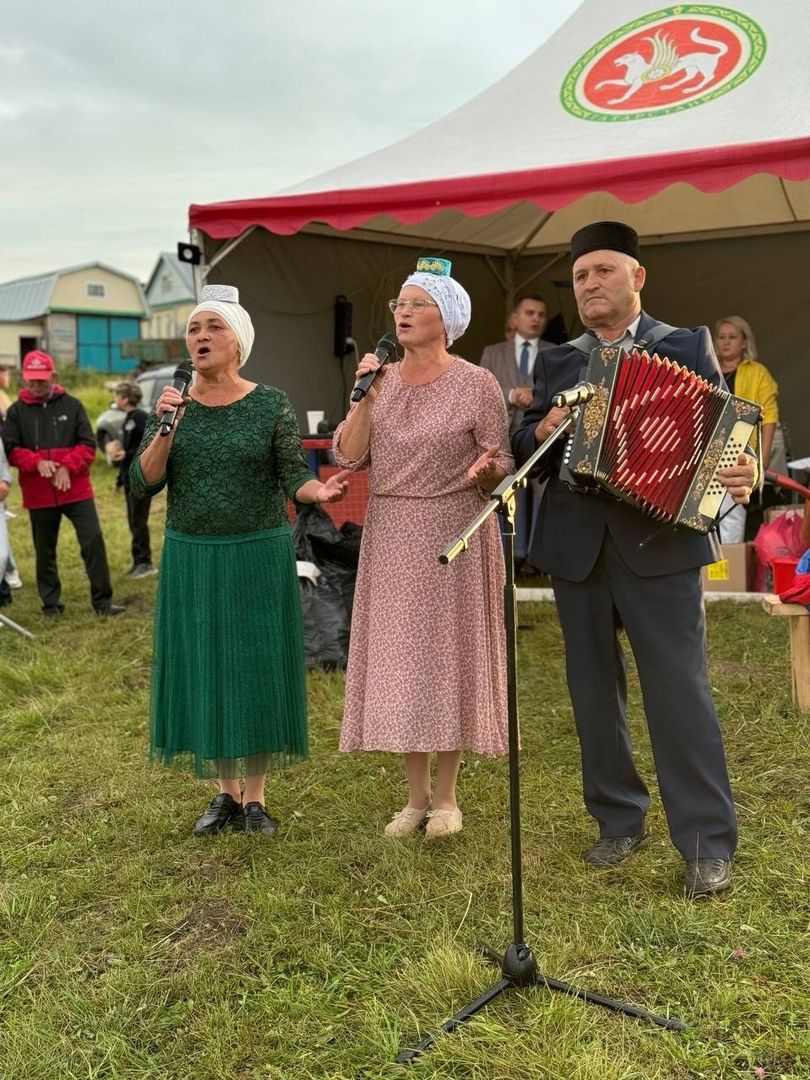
{"left": 3, "top": 351, "right": 123, "bottom": 617}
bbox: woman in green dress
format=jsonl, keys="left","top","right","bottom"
{"left": 131, "top": 285, "right": 348, "bottom": 836}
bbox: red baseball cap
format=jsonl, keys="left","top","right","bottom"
{"left": 22, "top": 350, "right": 56, "bottom": 379}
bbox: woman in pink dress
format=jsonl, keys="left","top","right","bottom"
{"left": 334, "top": 259, "right": 513, "bottom": 839}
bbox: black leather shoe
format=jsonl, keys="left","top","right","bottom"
{"left": 193, "top": 793, "right": 242, "bottom": 836}
{"left": 96, "top": 603, "right": 125, "bottom": 616}
{"left": 584, "top": 830, "right": 650, "bottom": 867}
{"left": 683, "top": 858, "right": 732, "bottom": 897}
{"left": 239, "top": 801, "right": 279, "bottom": 836}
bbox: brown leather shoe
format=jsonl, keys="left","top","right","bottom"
{"left": 584, "top": 831, "right": 650, "bottom": 867}
{"left": 683, "top": 858, "right": 732, "bottom": 897}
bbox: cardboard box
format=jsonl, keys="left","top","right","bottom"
{"left": 702, "top": 542, "right": 753, "bottom": 593}
{"left": 764, "top": 505, "right": 805, "bottom": 524}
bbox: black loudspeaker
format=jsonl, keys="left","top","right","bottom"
{"left": 334, "top": 295, "right": 353, "bottom": 358}
{"left": 177, "top": 241, "right": 202, "bottom": 265}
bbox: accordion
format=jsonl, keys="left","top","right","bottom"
{"left": 559, "top": 346, "right": 762, "bottom": 533}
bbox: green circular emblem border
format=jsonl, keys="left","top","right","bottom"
{"left": 560, "top": 5, "right": 767, "bottom": 123}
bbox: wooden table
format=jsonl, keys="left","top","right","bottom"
{"left": 761, "top": 593, "right": 810, "bottom": 710}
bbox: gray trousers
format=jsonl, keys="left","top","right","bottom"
{"left": 552, "top": 533, "right": 737, "bottom": 860}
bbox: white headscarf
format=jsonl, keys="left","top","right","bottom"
{"left": 400, "top": 271, "right": 471, "bottom": 347}
{"left": 187, "top": 284, "right": 255, "bottom": 367}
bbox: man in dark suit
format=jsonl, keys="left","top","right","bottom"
{"left": 512, "top": 222, "right": 756, "bottom": 897}
{"left": 481, "top": 296, "right": 554, "bottom": 567}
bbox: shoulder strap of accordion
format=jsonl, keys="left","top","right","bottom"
{"left": 566, "top": 331, "right": 599, "bottom": 356}
{"left": 565, "top": 322, "right": 678, "bottom": 357}
{"left": 634, "top": 322, "right": 678, "bottom": 351}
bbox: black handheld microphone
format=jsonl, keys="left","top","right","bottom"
{"left": 551, "top": 382, "right": 595, "bottom": 409}
{"left": 158, "top": 361, "right": 194, "bottom": 437}
{"left": 350, "top": 333, "right": 398, "bottom": 402}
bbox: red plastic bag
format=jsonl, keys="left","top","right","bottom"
{"left": 752, "top": 509, "right": 806, "bottom": 591}
{"left": 778, "top": 547, "right": 810, "bottom": 606}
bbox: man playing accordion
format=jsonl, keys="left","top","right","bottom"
{"left": 512, "top": 221, "right": 756, "bottom": 898}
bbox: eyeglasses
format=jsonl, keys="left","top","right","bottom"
{"left": 388, "top": 298, "right": 439, "bottom": 313}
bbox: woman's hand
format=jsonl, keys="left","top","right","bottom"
{"left": 352, "top": 353, "right": 385, "bottom": 404}
{"left": 315, "top": 469, "right": 351, "bottom": 504}
{"left": 467, "top": 446, "right": 500, "bottom": 485}
{"left": 155, "top": 386, "right": 190, "bottom": 422}
{"left": 468, "top": 446, "right": 508, "bottom": 492}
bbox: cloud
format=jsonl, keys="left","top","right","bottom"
{"left": 0, "top": 0, "right": 581, "bottom": 280}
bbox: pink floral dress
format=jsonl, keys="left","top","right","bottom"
{"left": 334, "top": 359, "right": 514, "bottom": 755}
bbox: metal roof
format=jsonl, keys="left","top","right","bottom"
{"left": 145, "top": 252, "right": 195, "bottom": 301}
{"left": 0, "top": 262, "right": 150, "bottom": 322}
{"left": 0, "top": 272, "right": 57, "bottom": 321}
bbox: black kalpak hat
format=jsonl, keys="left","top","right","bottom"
{"left": 570, "top": 221, "right": 641, "bottom": 264}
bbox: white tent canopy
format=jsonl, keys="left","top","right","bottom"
{"left": 190, "top": 0, "right": 810, "bottom": 449}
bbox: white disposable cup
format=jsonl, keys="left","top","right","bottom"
{"left": 306, "top": 410, "right": 325, "bottom": 434}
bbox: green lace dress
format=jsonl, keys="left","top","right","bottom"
{"left": 130, "top": 384, "right": 315, "bottom": 778}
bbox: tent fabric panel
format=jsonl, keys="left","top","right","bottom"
{"left": 200, "top": 227, "right": 810, "bottom": 458}
{"left": 200, "top": 229, "right": 511, "bottom": 429}
{"left": 328, "top": 172, "right": 809, "bottom": 254}
{"left": 523, "top": 176, "right": 810, "bottom": 250}
{"left": 284, "top": 0, "right": 807, "bottom": 193}
{"left": 190, "top": 137, "right": 810, "bottom": 241}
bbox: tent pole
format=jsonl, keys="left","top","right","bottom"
{"left": 507, "top": 211, "right": 569, "bottom": 309}
{"left": 206, "top": 226, "right": 258, "bottom": 272}
{"left": 189, "top": 228, "right": 205, "bottom": 300}
{"left": 484, "top": 255, "right": 507, "bottom": 292}
{"left": 190, "top": 225, "right": 260, "bottom": 300}
{"left": 512, "top": 211, "right": 553, "bottom": 260}
{"left": 516, "top": 251, "right": 567, "bottom": 293}
{"left": 504, "top": 257, "right": 515, "bottom": 327}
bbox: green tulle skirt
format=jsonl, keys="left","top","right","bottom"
{"left": 150, "top": 526, "right": 309, "bottom": 778}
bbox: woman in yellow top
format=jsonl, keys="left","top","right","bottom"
{"left": 714, "top": 315, "right": 779, "bottom": 542}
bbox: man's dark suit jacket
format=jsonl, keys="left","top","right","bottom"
{"left": 511, "top": 313, "right": 724, "bottom": 581}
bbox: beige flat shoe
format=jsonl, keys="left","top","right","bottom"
{"left": 425, "top": 807, "right": 463, "bottom": 839}
{"left": 384, "top": 803, "right": 431, "bottom": 837}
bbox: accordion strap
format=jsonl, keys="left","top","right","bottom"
{"left": 566, "top": 330, "right": 599, "bottom": 356}
{"left": 566, "top": 321, "right": 678, "bottom": 357}
{"left": 635, "top": 322, "right": 678, "bottom": 351}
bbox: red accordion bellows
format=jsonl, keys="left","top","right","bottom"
{"left": 560, "top": 347, "right": 763, "bottom": 533}
{"left": 600, "top": 352, "right": 728, "bottom": 520}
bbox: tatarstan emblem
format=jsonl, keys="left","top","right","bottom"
{"left": 561, "top": 6, "right": 766, "bottom": 122}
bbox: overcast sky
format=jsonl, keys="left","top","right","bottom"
{"left": 1, "top": 0, "right": 581, "bottom": 286}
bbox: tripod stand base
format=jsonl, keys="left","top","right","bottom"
{"left": 396, "top": 939, "right": 685, "bottom": 1064}
{"left": 0, "top": 612, "right": 34, "bottom": 639}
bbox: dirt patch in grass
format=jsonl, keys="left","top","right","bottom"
{"left": 712, "top": 658, "right": 759, "bottom": 677}
{"left": 169, "top": 901, "right": 251, "bottom": 957}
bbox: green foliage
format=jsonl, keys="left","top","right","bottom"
{"left": 55, "top": 369, "right": 125, "bottom": 426}
{"left": 0, "top": 394, "right": 808, "bottom": 1077}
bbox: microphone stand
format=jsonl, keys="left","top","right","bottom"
{"left": 396, "top": 411, "right": 684, "bottom": 1065}
{"left": 0, "top": 612, "right": 34, "bottom": 639}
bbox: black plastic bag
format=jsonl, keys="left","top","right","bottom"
{"left": 293, "top": 504, "right": 361, "bottom": 669}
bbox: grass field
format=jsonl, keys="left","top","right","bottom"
{"left": 1, "top": 379, "right": 808, "bottom": 1079}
